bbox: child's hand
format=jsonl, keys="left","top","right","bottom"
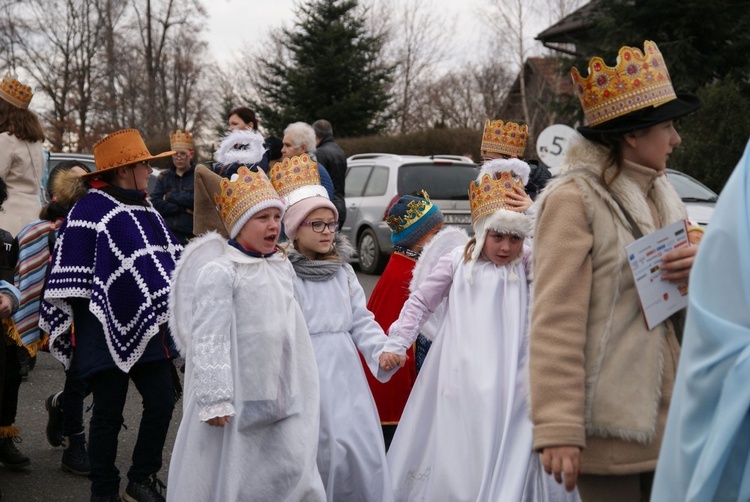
{"left": 380, "top": 352, "right": 406, "bottom": 371}
{"left": 206, "top": 415, "right": 232, "bottom": 427}
{"left": 507, "top": 186, "right": 533, "bottom": 212}
{"left": 0, "top": 294, "right": 12, "bottom": 318}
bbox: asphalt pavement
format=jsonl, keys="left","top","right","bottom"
{"left": 0, "top": 267, "right": 381, "bottom": 501}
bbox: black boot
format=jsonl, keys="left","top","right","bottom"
{"left": 45, "top": 391, "right": 65, "bottom": 447}
{"left": 0, "top": 434, "right": 31, "bottom": 469}
{"left": 61, "top": 432, "right": 90, "bottom": 475}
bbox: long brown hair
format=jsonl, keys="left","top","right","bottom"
{"left": 462, "top": 237, "right": 477, "bottom": 264}
{"left": 0, "top": 99, "right": 45, "bottom": 142}
{"left": 588, "top": 131, "right": 627, "bottom": 189}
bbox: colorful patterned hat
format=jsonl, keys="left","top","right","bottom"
{"left": 269, "top": 154, "right": 337, "bottom": 240}
{"left": 481, "top": 119, "right": 529, "bottom": 158}
{"left": 214, "top": 166, "right": 285, "bottom": 239}
{"left": 572, "top": 41, "right": 702, "bottom": 138}
{"left": 170, "top": 130, "right": 193, "bottom": 150}
{"left": 0, "top": 74, "right": 33, "bottom": 109}
{"left": 386, "top": 191, "right": 444, "bottom": 249}
{"left": 86, "top": 129, "right": 174, "bottom": 178}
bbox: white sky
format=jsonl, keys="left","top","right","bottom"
{"left": 204, "top": 0, "right": 543, "bottom": 68}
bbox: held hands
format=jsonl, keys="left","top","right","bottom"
{"left": 661, "top": 244, "right": 698, "bottom": 283}
{"left": 506, "top": 186, "right": 533, "bottom": 212}
{"left": 206, "top": 416, "right": 232, "bottom": 427}
{"left": 541, "top": 446, "right": 582, "bottom": 493}
{"left": 379, "top": 352, "right": 407, "bottom": 372}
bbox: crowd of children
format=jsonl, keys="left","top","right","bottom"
{"left": 3, "top": 38, "right": 735, "bottom": 502}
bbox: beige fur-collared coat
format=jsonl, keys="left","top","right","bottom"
{"left": 529, "top": 135, "right": 686, "bottom": 475}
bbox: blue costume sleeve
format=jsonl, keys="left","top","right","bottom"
{"left": 652, "top": 140, "right": 750, "bottom": 501}
{"left": 317, "top": 164, "right": 335, "bottom": 201}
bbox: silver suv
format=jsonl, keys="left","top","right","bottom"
{"left": 343, "top": 154, "right": 478, "bottom": 274}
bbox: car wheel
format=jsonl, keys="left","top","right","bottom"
{"left": 357, "top": 228, "right": 386, "bottom": 275}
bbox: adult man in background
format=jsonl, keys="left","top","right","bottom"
{"left": 150, "top": 130, "right": 196, "bottom": 246}
{"left": 313, "top": 119, "right": 346, "bottom": 226}
{"left": 281, "top": 122, "right": 335, "bottom": 201}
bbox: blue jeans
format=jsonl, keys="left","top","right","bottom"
{"left": 88, "top": 359, "right": 175, "bottom": 497}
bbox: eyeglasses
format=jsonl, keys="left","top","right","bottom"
{"left": 300, "top": 221, "right": 340, "bottom": 233}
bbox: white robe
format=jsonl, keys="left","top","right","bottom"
{"left": 385, "top": 247, "right": 565, "bottom": 501}
{"left": 293, "top": 263, "right": 395, "bottom": 502}
{"left": 167, "top": 234, "right": 325, "bottom": 502}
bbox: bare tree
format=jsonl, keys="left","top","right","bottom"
{"left": 424, "top": 61, "right": 513, "bottom": 130}
{"left": 480, "top": 0, "right": 539, "bottom": 127}
{"left": 3, "top": 0, "right": 131, "bottom": 150}
{"left": 375, "top": 0, "right": 454, "bottom": 134}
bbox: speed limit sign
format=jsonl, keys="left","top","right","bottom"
{"left": 536, "top": 124, "right": 577, "bottom": 173}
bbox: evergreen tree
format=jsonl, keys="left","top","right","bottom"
{"left": 252, "top": 0, "right": 393, "bottom": 137}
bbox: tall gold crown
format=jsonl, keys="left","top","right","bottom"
{"left": 571, "top": 40, "right": 676, "bottom": 127}
{"left": 0, "top": 74, "right": 33, "bottom": 109}
{"left": 469, "top": 172, "right": 525, "bottom": 225}
{"left": 169, "top": 129, "right": 193, "bottom": 150}
{"left": 269, "top": 154, "right": 328, "bottom": 205}
{"left": 481, "top": 119, "right": 528, "bottom": 157}
{"left": 214, "top": 166, "right": 281, "bottom": 233}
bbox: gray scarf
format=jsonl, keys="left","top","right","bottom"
{"left": 287, "top": 234, "right": 355, "bottom": 282}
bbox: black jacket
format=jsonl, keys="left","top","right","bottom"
{"left": 150, "top": 163, "right": 196, "bottom": 245}
{"left": 314, "top": 137, "right": 347, "bottom": 223}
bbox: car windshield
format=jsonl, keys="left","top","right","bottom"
{"left": 397, "top": 163, "right": 478, "bottom": 200}
{"left": 666, "top": 171, "right": 718, "bottom": 203}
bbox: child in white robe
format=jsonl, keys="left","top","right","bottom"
{"left": 269, "top": 154, "right": 399, "bottom": 502}
{"left": 167, "top": 166, "right": 325, "bottom": 502}
{"left": 380, "top": 158, "right": 579, "bottom": 502}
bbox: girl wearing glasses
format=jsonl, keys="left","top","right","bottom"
{"left": 270, "top": 155, "right": 400, "bottom": 502}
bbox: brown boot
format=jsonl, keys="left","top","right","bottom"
{"left": 0, "top": 426, "right": 31, "bottom": 469}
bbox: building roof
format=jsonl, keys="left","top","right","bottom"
{"left": 536, "top": 0, "right": 601, "bottom": 54}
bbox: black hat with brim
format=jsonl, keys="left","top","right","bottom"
{"left": 577, "top": 93, "right": 702, "bottom": 141}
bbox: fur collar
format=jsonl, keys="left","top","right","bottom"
{"left": 543, "top": 134, "right": 686, "bottom": 234}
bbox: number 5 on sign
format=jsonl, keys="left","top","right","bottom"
{"left": 536, "top": 124, "right": 577, "bottom": 174}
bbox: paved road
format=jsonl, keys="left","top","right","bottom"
{"left": 0, "top": 267, "right": 381, "bottom": 501}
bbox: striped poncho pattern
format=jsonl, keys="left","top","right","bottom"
{"left": 13, "top": 219, "right": 59, "bottom": 355}
{"left": 39, "top": 188, "right": 182, "bottom": 372}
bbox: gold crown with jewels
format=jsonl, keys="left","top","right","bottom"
{"left": 0, "top": 74, "right": 33, "bottom": 109}
{"left": 268, "top": 154, "right": 328, "bottom": 205}
{"left": 481, "top": 119, "right": 528, "bottom": 158}
{"left": 214, "top": 166, "right": 281, "bottom": 232}
{"left": 469, "top": 171, "right": 525, "bottom": 225}
{"left": 169, "top": 129, "right": 193, "bottom": 150}
{"left": 571, "top": 40, "right": 677, "bottom": 127}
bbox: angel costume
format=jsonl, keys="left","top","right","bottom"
{"left": 384, "top": 243, "right": 543, "bottom": 501}
{"left": 288, "top": 238, "right": 395, "bottom": 502}
{"left": 167, "top": 233, "right": 325, "bottom": 501}
{"left": 383, "top": 158, "right": 580, "bottom": 502}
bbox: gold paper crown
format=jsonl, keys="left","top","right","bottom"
{"left": 386, "top": 190, "right": 435, "bottom": 234}
{"left": 269, "top": 154, "right": 326, "bottom": 203}
{"left": 0, "top": 74, "right": 33, "bottom": 109}
{"left": 214, "top": 166, "right": 281, "bottom": 233}
{"left": 170, "top": 129, "right": 193, "bottom": 150}
{"left": 481, "top": 119, "right": 528, "bottom": 157}
{"left": 469, "top": 172, "right": 525, "bottom": 224}
{"left": 571, "top": 40, "right": 677, "bottom": 127}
